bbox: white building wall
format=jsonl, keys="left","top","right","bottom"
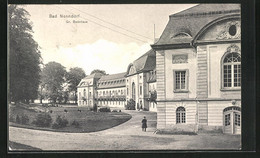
{"left": 165, "top": 102, "right": 197, "bottom": 127}
{"left": 207, "top": 43, "right": 241, "bottom": 99}
{"left": 208, "top": 100, "right": 241, "bottom": 126}
{"left": 96, "top": 87, "right": 126, "bottom": 108}
{"left": 164, "top": 48, "right": 197, "bottom": 99}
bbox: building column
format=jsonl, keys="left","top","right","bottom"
{"left": 156, "top": 50, "right": 166, "bottom": 129}
{"left": 196, "top": 46, "right": 208, "bottom": 125}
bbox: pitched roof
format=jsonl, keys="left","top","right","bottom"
{"left": 171, "top": 4, "right": 240, "bottom": 17}
{"left": 77, "top": 72, "right": 104, "bottom": 87}
{"left": 99, "top": 72, "right": 126, "bottom": 81}
{"left": 83, "top": 72, "right": 104, "bottom": 79}
{"left": 97, "top": 72, "right": 126, "bottom": 89}
{"left": 128, "top": 49, "right": 156, "bottom": 75}
{"left": 153, "top": 4, "right": 240, "bottom": 46}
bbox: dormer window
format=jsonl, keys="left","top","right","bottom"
{"left": 173, "top": 32, "right": 191, "bottom": 38}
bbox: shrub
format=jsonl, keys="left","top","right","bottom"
{"left": 125, "top": 99, "right": 135, "bottom": 110}
{"left": 93, "top": 104, "right": 98, "bottom": 112}
{"left": 33, "top": 113, "right": 52, "bottom": 127}
{"left": 112, "top": 109, "right": 118, "bottom": 112}
{"left": 15, "top": 115, "right": 20, "bottom": 124}
{"left": 52, "top": 115, "right": 68, "bottom": 129}
{"left": 99, "top": 107, "right": 111, "bottom": 112}
{"left": 71, "top": 120, "right": 80, "bottom": 128}
{"left": 9, "top": 115, "right": 15, "bottom": 122}
{"left": 21, "top": 114, "right": 29, "bottom": 125}
{"left": 52, "top": 122, "right": 60, "bottom": 129}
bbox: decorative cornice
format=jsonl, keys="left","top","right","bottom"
{"left": 194, "top": 39, "right": 241, "bottom": 46}
{"left": 171, "top": 9, "right": 240, "bottom": 18}
{"left": 216, "top": 21, "right": 241, "bottom": 40}
{"left": 151, "top": 43, "right": 193, "bottom": 51}
{"left": 157, "top": 98, "right": 241, "bottom": 102}
{"left": 97, "top": 85, "right": 126, "bottom": 90}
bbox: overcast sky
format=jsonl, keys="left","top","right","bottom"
{"left": 20, "top": 4, "right": 197, "bottom": 75}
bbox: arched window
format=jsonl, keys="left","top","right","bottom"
{"left": 223, "top": 52, "right": 241, "bottom": 88}
{"left": 176, "top": 107, "right": 186, "bottom": 124}
{"left": 132, "top": 82, "right": 136, "bottom": 101}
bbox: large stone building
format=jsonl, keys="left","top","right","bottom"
{"left": 77, "top": 73, "right": 103, "bottom": 108}
{"left": 96, "top": 73, "right": 126, "bottom": 108}
{"left": 77, "top": 4, "right": 241, "bottom": 134}
{"left": 151, "top": 4, "right": 241, "bottom": 134}
{"left": 77, "top": 49, "right": 157, "bottom": 111}
{"left": 125, "top": 49, "right": 157, "bottom": 111}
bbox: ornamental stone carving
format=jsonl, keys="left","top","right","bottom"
{"left": 226, "top": 44, "right": 240, "bottom": 53}
{"left": 129, "top": 66, "right": 136, "bottom": 75}
{"left": 172, "top": 55, "right": 188, "bottom": 64}
{"left": 217, "top": 21, "right": 241, "bottom": 40}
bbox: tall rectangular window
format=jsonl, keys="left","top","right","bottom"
{"left": 233, "top": 64, "right": 241, "bottom": 87}
{"left": 175, "top": 71, "right": 186, "bottom": 90}
{"left": 223, "top": 65, "right": 232, "bottom": 87}
{"left": 176, "top": 107, "right": 186, "bottom": 124}
{"left": 225, "top": 114, "right": 230, "bottom": 126}
{"left": 140, "top": 86, "right": 142, "bottom": 95}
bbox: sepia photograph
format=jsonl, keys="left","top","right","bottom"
{"left": 8, "top": 3, "right": 243, "bottom": 151}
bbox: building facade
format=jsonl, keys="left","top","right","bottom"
{"left": 77, "top": 73, "right": 103, "bottom": 108}
{"left": 96, "top": 73, "right": 126, "bottom": 108}
{"left": 125, "top": 49, "right": 157, "bottom": 111}
{"left": 151, "top": 4, "right": 241, "bottom": 134}
{"left": 77, "top": 50, "right": 157, "bottom": 112}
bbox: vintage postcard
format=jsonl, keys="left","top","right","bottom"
{"left": 8, "top": 3, "right": 242, "bottom": 151}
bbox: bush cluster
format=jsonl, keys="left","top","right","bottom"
{"left": 21, "top": 114, "right": 29, "bottom": 124}
{"left": 99, "top": 107, "right": 111, "bottom": 112}
{"left": 71, "top": 120, "right": 80, "bottom": 128}
{"left": 93, "top": 104, "right": 98, "bottom": 112}
{"left": 16, "top": 115, "right": 20, "bottom": 124}
{"left": 52, "top": 115, "right": 69, "bottom": 129}
{"left": 15, "top": 114, "right": 30, "bottom": 125}
{"left": 125, "top": 99, "right": 136, "bottom": 110}
{"left": 33, "top": 113, "right": 52, "bottom": 127}
{"left": 9, "top": 115, "right": 15, "bottom": 122}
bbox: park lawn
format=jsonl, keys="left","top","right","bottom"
{"left": 9, "top": 104, "right": 132, "bottom": 133}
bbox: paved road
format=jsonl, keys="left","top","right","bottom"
{"left": 9, "top": 110, "right": 241, "bottom": 150}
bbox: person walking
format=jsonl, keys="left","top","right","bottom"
{"left": 142, "top": 116, "right": 147, "bottom": 132}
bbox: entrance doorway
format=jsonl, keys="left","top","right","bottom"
{"left": 223, "top": 106, "right": 241, "bottom": 134}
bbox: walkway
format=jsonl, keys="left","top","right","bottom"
{"left": 9, "top": 110, "right": 241, "bottom": 150}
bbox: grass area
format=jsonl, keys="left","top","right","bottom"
{"left": 9, "top": 103, "right": 132, "bottom": 133}
{"left": 9, "top": 141, "right": 42, "bottom": 151}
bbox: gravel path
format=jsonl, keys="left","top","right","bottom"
{"left": 9, "top": 110, "right": 241, "bottom": 150}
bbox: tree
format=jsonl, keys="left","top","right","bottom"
{"left": 66, "top": 67, "right": 86, "bottom": 103}
{"left": 149, "top": 90, "right": 157, "bottom": 104}
{"left": 40, "top": 62, "right": 67, "bottom": 103}
{"left": 90, "top": 69, "right": 107, "bottom": 75}
{"left": 9, "top": 5, "right": 42, "bottom": 104}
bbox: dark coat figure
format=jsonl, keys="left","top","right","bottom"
{"left": 142, "top": 117, "right": 147, "bottom": 131}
